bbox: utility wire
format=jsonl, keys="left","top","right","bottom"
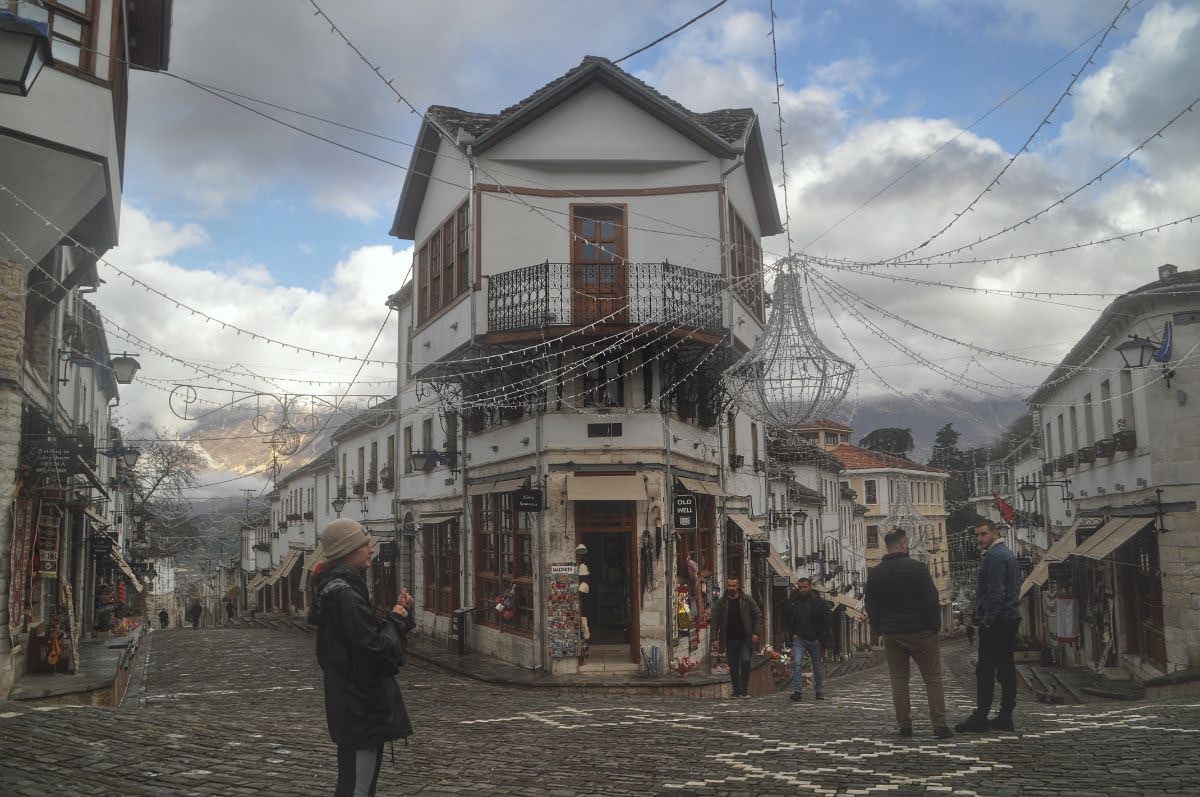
{"left": 612, "top": 0, "right": 731, "bottom": 64}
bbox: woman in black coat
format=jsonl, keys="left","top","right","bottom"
{"left": 311, "top": 519, "right": 414, "bottom": 797}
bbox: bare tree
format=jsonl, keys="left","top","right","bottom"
{"left": 127, "top": 431, "right": 207, "bottom": 548}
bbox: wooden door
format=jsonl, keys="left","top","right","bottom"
{"left": 575, "top": 500, "right": 639, "bottom": 662}
{"left": 571, "top": 206, "right": 627, "bottom": 325}
{"left": 1138, "top": 539, "right": 1167, "bottom": 671}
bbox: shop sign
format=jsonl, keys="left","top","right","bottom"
{"left": 1048, "top": 561, "right": 1072, "bottom": 584}
{"left": 748, "top": 538, "right": 771, "bottom": 557}
{"left": 1016, "top": 555, "right": 1032, "bottom": 572}
{"left": 550, "top": 564, "right": 576, "bottom": 575}
{"left": 515, "top": 487, "right": 542, "bottom": 513}
{"left": 1076, "top": 515, "right": 1105, "bottom": 546}
{"left": 673, "top": 494, "right": 696, "bottom": 528}
{"left": 26, "top": 439, "right": 79, "bottom": 485}
{"left": 546, "top": 562, "right": 580, "bottom": 659}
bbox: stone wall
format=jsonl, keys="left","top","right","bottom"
{"left": 1158, "top": 509, "right": 1200, "bottom": 671}
{"left": 0, "top": 260, "right": 28, "bottom": 695}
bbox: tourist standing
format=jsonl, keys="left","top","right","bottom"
{"left": 864, "top": 528, "right": 952, "bottom": 739}
{"left": 956, "top": 519, "right": 1021, "bottom": 733}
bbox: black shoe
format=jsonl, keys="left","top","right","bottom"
{"left": 898, "top": 727, "right": 913, "bottom": 738}
{"left": 954, "top": 714, "right": 990, "bottom": 733}
{"left": 790, "top": 691, "right": 803, "bottom": 702}
{"left": 987, "top": 715, "right": 1015, "bottom": 732}
{"left": 934, "top": 726, "right": 954, "bottom": 739}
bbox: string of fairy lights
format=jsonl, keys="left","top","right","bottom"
{"left": 7, "top": 0, "right": 1197, "bottom": 508}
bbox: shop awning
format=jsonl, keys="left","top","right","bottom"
{"left": 108, "top": 546, "right": 144, "bottom": 593}
{"left": 566, "top": 474, "right": 648, "bottom": 502}
{"left": 246, "top": 573, "right": 267, "bottom": 593}
{"left": 1020, "top": 522, "right": 1082, "bottom": 597}
{"left": 75, "top": 456, "right": 110, "bottom": 500}
{"left": 267, "top": 551, "right": 299, "bottom": 586}
{"left": 467, "top": 477, "right": 527, "bottom": 496}
{"left": 1074, "top": 517, "right": 1154, "bottom": 561}
{"left": 766, "top": 548, "right": 796, "bottom": 586}
{"left": 302, "top": 542, "right": 325, "bottom": 573}
{"left": 830, "top": 593, "right": 866, "bottom": 621}
{"left": 726, "top": 513, "right": 765, "bottom": 540}
{"left": 677, "top": 477, "right": 729, "bottom": 497}
{"left": 419, "top": 511, "right": 460, "bottom": 527}
{"left": 83, "top": 507, "right": 110, "bottom": 530}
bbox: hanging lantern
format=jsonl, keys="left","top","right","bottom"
{"left": 882, "top": 480, "right": 935, "bottom": 561}
{"left": 726, "top": 268, "right": 853, "bottom": 428}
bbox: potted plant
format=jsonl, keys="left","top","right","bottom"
{"left": 729, "top": 453, "right": 744, "bottom": 470}
{"left": 1077, "top": 445, "right": 1095, "bottom": 464}
{"left": 380, "top": 466, "right": 394, "bottom": 490}
{"left": 1113, "top": 419, "right": 1137, "bottom": 452}
{"left": 1061, "top": 452, "right": 1076, "bottom": 469}
{"left": 352, "top": 481, "right": 365, "bottom": 496}
{"left": 465, "top": 408, "right": 486, "bottom": 434}
{"left": 1042, "top": 462, "right": 1055, "bottom": 477}
{"left": 1095, "top": 438, "right": 1116, "bottom": 458}
{"left": 500, "top": 405, "right": 524, "bottom": 422}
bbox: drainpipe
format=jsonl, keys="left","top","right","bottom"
{"left": 534, "top": 399, "right": 546, "bottom": 671}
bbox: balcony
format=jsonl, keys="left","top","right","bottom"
{"left": 487, "top": 261, "right": 723, "bottom": 338}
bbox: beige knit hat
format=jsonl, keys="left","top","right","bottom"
{"left": 320, "top": 519, "right": 371, "bottom": 563}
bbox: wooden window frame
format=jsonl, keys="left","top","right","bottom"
{"left": 422, "top": 520, "right": 460, "bottom": 616}
{"left": 727, "top": 204, "right": 763, "bottom": 319}
{"left": 415, "top": 198, "right": 471, "bottom": 327}
{"left": 8, "top": 0, "right": 97, "bottom": 76}
{"left": 472, "top": 493, "right": 534, "bottom": 636}
{"left": 403, "top": 426, "right": 413, "bottom": 475}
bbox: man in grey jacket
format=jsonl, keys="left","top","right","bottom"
{"left": 956, "top": 519, "right": 1022, "bottom": 733}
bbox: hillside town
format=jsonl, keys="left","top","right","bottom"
{"left": 1, "top": 2, "right": 1198, "bottom": 795}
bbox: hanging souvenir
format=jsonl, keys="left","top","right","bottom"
{"left": 676, "top": 597, "right": 693, "bottom": 631}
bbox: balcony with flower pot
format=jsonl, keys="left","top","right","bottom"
{"left": 1095, "top": 438, "right": 1117, "bottom": 458}
{"left": 1042, "top": 462, "right": 1054, "bottom": 477}
{"left": 1113, "top": 428, "right": 1137, "bottom": 452}
{"left": 1077, "top": 446, "right": 1096, "bottom": 465}
{"left": 1060, "top": 453, "right": 1076, "bottom": 470}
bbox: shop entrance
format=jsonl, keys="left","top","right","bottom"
{"left": 576, "top": 501, "right": 638, "bottom": 663}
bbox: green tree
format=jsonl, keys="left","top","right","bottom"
{"left": 859, "top": 427, "right": 915, "bottom": 458}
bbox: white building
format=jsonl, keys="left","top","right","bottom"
{"left": 388, "top": 56, "right": 781, "bottom": 675}
{"left": 1021, "top": 264, "right": 1200, "bottom": 678}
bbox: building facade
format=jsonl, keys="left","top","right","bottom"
{"left": 388, "top": 56, "right": 782, "bottom": 674}
{"left": 1021, "top": 264, "right": 1200, "bottom": 677}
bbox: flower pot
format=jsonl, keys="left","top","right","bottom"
{"left": 1095, "top": 438, "right": 1116, "bottom": 458}
{"left": 1061, "top": 453, "right": 1076, "bottom": 469}
{"left": 1042, "top": 462, "right": 1055, "bottom": 477}
{"left": 1114, "top": 429, "right": 1137, "bottom": 452}
{"left": 1077, "top": 446, "right": 1095, "bottom": 465}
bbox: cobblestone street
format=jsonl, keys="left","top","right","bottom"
{"left": 1, "top": 629, "right": 1198, "bottom": 796}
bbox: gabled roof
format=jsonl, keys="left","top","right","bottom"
{"left": 830, "top": 443, "right": 948, "bottom": 475}
{"left": 796, "top": 418, "right": 853, "bottom": 433}
{"left": 391, "top": 55, "right": 781, "bottom": 239}
{"left": 767, "top": 436, "right": 844, "bottom": 472}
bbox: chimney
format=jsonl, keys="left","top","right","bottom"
{"left": 1158, "top": 263, "right": 1179, "bottom": 281}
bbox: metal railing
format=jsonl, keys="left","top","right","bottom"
{"left": 487, "top": 261, "right": 724, "bottom": 333}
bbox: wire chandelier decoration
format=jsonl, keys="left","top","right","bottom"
{"left": 726, "top": 264, "right": 854, "bottom": 428}
{"left": 883, "top": 479, "right": 936, "bottom": 561}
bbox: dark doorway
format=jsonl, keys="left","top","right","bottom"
{"left": 575, "top": 500, "right": 639, "bottom": 662}
{"left": 581, "top": 531, "right": 632, "bottom": 645}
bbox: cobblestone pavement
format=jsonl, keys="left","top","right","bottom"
{"left": 2, "top": 629, "right": 1199, "bottom": 796}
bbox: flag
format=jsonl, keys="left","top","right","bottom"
{"left": 992, "top": 492, "right": 1015, "bottom": 524}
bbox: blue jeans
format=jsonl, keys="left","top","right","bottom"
{"left": 792, "top": 638, "right": 825, "bottom": 695}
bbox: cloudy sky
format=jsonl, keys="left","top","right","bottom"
{"left": 98, "top": 0, "right": 1200, "bottom": 488}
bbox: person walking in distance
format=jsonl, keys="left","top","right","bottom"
{"left": 312, "top": 519, "right": 414, "bottom": 796}
{"left": 956, "top": 519, "right": 1022, "bottom": 733}
{"left": 711, "top": 578, "right": 763, "bottom": 698}
{"left": 157, "top": 608, "right": 169, "bottom": 629}
{"left": 865, "top": 528, "right": 953, "bottom": 739}
{"left": 187, "top": 600, "right": 202, "bottom": 630}
{"left": 782, "top": 578, "right": 832, "bottom": 702}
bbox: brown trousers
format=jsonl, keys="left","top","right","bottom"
{"left": 883, "top": 630, "right": 947, "bottom": 730}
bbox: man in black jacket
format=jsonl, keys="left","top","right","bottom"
{"left": 313, "top": 519, "right": 414, "bottom": 797}
{"left": 864, "top": 528, "right": 952, "bottom": 739}
{"left": 781, "top": 578, "right": 832, "bottom": 702}
{"left": 711, "top": 578, "right": 764, "bottom": 698}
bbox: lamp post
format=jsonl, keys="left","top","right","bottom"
{"left": 108, "top": 354, "right": 142, "bottom": 385}
{"left": 331, "top": 497, "right": 346, "bottom": 518}
{"left": 1018, "top": 476, "right": 1071, "bottom": 504}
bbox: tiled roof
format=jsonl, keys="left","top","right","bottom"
{"left": 277, "top": 449, "right": 335, "bottom": 486}
{"left": 767, "top": 437, "right": 844, "bottom": 472}
{"left": 789, "top": 483, "right": 825, "bottom": 504}
{"left": 830, "top": 443, "right": 948, "bottom": 474}
{"left": 426, "top": 56, "right": 756, "bottom": 147}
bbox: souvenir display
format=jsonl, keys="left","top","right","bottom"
{"left": 546, "top": 563, "right": 580, "bottom": 658}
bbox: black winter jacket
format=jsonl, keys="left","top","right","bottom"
{"left": 864, "top": 552, "right": 941, "bottom": 636}
{"left": 781, "top": 593, "right": 832, "bottom": 644}
{"left": 313, "top": 565, "right": 413, "bottom": 748}
{"left": 710, "top": 593, "right": 764, "bottom": 648}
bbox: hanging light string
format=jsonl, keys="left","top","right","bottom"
{"left": 768, "top": 0, "right": 794, "bottom": 258}
{"left": 807, "top": 211, "right": 1200, "bottom": 272}
{"left": 796, "top": 0, "right": 1150, "bottom": 255}
{"left": 871, "top": 92, "right": 1200, "bottom": 268}
{"left": 884, "top": 1, "right": 1132, "bottom": 264}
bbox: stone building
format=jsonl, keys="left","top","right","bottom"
{"left": 387, "top": 56, "right": 781, "bottom": 674}
{"left": 1021, "top": 264, "right": 1200, "bottom": 677}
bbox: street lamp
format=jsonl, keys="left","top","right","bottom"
{"left": 108, "top": 354, "right": 142, "bottom": 385}
{"left": 1115, "top": 335, "right": 1159, "bottom": 370}
{"left": 1018, "top": 477, "right": 1071, "bottom": 504}
{"left": 331, "top": 497, "right": 347, "bottom": 518}
{"left": 100, "top": 445, "right": 141, "bottom": 468}
{"left": 0, "top": 10, "right": 51, "bottom": 97}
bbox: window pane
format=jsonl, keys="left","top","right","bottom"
{"left": 57, "top": 0, "right": 88, "bottom": 13}
{"left": 51, "top": 38, "right": 82, "bottom": 66}
{"left": 579, "top": 219, "right": 596, "bottom": 238}
{"left": 20, "top": 6, "right": 50, "bottom": 24}
{"left": 54, "top": 15, "right": 82, "bottom": 41}
{"left": 600, "top": 264, "right": 614, "bottom": 285}
{"left": 582, "top": 243, "right": 596, "bottom": 262}
{"left": 599, "top": 245, "right": 616, "bottom": 263}
{"left": 599, "top": 220, "right": 616, "bottom": 239}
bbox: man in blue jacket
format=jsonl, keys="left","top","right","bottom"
{"left": 956, "top": 519, "right": 1022, "bottom": 733}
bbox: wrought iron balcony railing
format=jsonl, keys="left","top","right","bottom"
{"left": 487, "top": 261, "right": 724, "bottom": 333}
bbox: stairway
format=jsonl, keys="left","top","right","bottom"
{"left": 578, "top": 643, "right": 641, "bottom": 675}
